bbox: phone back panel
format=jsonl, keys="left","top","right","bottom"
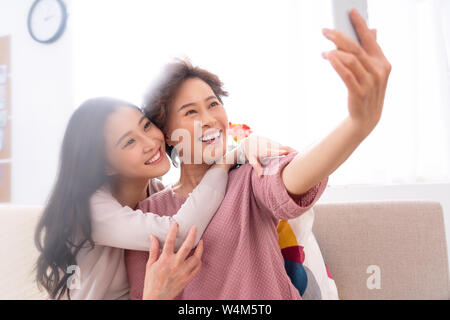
{"left": 331, "top": 0, "right": 368, "bottom": 44}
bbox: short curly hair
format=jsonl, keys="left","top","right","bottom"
{"left": 142, "top": 58, "right": 229, "bottom": 166}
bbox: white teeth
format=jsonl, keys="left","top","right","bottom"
{"left": 145, "top": 151, "right": 161, "bottom": 165}
{"left": 200, "top": 131, "right": 221, "bottom": 142}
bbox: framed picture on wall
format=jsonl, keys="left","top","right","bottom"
{"left": 0, "top": 36, "right": 11, "bottom": 203}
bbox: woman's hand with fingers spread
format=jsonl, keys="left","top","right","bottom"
{"left": 322, "top": 9, "right": 392, "bottom": 137}
{"left": 217, "top": 135, "right": 296, "bottom": 176}
{"left": 241, "top": 135, "right": 296, "bottom": 177}
{"left": 142, "top": 223, "right": 203, "bottom": 300}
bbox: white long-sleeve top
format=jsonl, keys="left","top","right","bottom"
{"left": 65, "top": 167, "right": 228, "bottom": 300}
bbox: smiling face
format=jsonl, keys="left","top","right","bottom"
{"left": 103, "top": 106, "right": 171, "bottom": 180}
{"left": 165, "top": 77, "right": 229, "bottom": 165}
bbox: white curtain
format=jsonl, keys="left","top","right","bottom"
{"left": 72, "top": 0, "right": 450, "bottom": 185}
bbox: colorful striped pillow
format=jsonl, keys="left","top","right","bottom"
{"left": 278, "top": 207, "right": 339, "bottom": 300}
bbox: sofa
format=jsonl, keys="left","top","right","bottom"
{"left": 0, "top": 200, "right": 448, "bottom": 300}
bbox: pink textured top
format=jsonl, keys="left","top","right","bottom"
{"left": 125, "top": 152, "right": 328, "bottom": 300}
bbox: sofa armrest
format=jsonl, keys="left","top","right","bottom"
{"left": 0, "top": 205, "right": 48, "bottom": 299}
{"left": 313, "top": 200, "right": 450, "bottom": 300}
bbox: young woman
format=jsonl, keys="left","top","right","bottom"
{"left": 125, "top": 10, "right": 391, "bottom": 299}
{"left": 35, "top": 97, "right": 289, "bottom": 300}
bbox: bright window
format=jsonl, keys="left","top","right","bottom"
{"left": 72, "top": 0, "right": 450, "bottom": 185}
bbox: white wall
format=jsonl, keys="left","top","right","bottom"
{"left": 0, "top": 0, "right": 74, "bottom": 204}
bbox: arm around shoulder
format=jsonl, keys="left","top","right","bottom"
{"left": 90, "top": 168, "right": 228, "bottom": 252}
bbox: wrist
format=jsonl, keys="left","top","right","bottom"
{"left": 142, "top": 289, "right": 158, "bottom": 300}
{"left": 346, "top": 117, "right": 373, "bottom": 141}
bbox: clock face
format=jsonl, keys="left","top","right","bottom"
{"left": 28, "top": 0, "right": 67, "bottom": 44}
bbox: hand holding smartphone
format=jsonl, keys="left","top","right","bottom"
{"left": 331, "top": 0, "right": 368, "bottom": 44}
{"left": 322, "top": 0, "right": 392, "bottom": 148}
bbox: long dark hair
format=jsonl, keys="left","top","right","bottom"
{"left": 35, "top": 97, "right": 139, "bottom": 299}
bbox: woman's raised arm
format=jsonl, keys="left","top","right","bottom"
{"left": 281, "top": 9, "right": 391, "bottom": 196}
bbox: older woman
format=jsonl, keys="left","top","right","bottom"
{"left": 125, "top": 9, "right": 391, "bottom": 299}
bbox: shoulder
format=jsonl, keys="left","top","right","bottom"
{"left": 148, "top": 178, "right": 165, "bottom": 194}
{"left": 90, "top": 178, "right": 164, "bottom": 204}
{"left": 90, "top": 183, "right": 116, "bottom": 205}
{"left": 228, "top": 162, "right": 253, "bottom": 179}
{"left": 229, "top": 152, "right": 299, "bottom": 182}
{"left": 89, "top": 184, "right": 124, "bottom": 222}
{"left": 138, "top": 184, "right": 174, "bottom": 211}
{"left": 148, "top": 184, "right": 173, "bottom": 200}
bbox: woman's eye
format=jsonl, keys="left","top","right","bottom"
{"left": 123, "top": 139, "right": 135, "bottom": 148}
{"left": 210, "top": 101, "right": 220, "bottom": 108}
{"left": 144, "top": 121, "right": 152, "bottom": 130}
{"left": 185, "top": 110, "right": 197, "bottom": 116}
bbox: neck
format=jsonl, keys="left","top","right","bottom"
{"left": 110, "top": 176, "right": 149, "bottom": 209}
{"left": 174, "top": 163, "right": 212, "bottom": 197}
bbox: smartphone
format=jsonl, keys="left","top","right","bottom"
{"left": 331, "top": 0, "right": 369, "bottom": 44}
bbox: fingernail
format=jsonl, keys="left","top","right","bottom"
{"left": 322, "top": 28, "right": 332, "bottom": 38}
{"left": 321, "top": 52, "right": 328, "bottom": 59}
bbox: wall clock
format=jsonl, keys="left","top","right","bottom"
{"left": 27, "top": 0, "right": 68, "bottom": 44}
